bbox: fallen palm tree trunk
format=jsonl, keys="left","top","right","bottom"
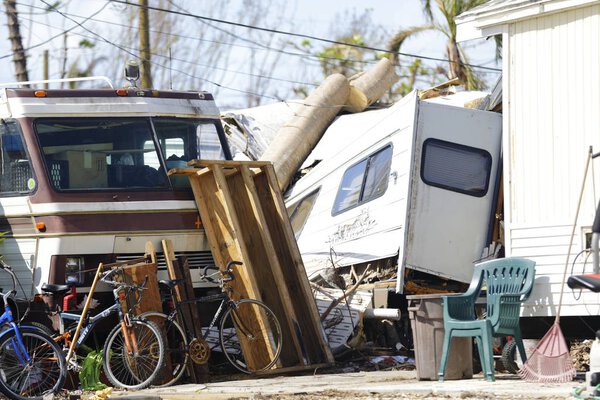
{"left": 260, "top": 73, "right": 350, "bottom": 191}
{"left": 345, "top": 58, "right": 399, "bottom": 113}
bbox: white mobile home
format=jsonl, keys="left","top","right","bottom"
{"left": 285, "top": 91, "right": 502, "bottom": 288}
{"left": 456, "top": 0, "right": 600, "bottom": 323}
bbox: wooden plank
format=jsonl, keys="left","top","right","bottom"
{"left": 210, "top": 165, "right": 259, "bottom": 300}
{"left": 120, "top": 263, "right": 161, "bottom": 316}
{"left": 162, "top": 240, "right": 208, "bottom": 382}
{"left": 260, "top": 165, "right": 334, "bottom": 363}
{"left": 187, "top": 159, "right": 272, "bottom": 168}
{"left": 211, "top": 164, "right": 276, "bottom": 371}
{"left": 189, "top": 168, "right": 245, "bottom": 296}
{"left": 145, "top": 241, "right": 157, "bottom": 264}
{"left": 238, "top": 165, "right": 304, "bottom": 366}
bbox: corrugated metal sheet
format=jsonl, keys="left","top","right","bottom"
{"left": 506, "top": 4, "right": 600, "bottom": 316}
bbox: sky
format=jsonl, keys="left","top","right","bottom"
{"left": 0, "top": 0, "right": 500, "bottom": 109}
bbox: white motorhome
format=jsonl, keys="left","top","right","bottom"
{"left": 285, "top": 91, "right": 502, "bottom": 290}
{"left": 0, "top": 77, "right": 230, "bottom": 298}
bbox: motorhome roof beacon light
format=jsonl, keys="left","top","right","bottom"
{"left": 124, "top": 60, "right": 140, "bottom": 88}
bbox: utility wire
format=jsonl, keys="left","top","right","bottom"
{"left": 109, "top": 0, "right": 501, "bottom": 73}
{"left": 13, "top": 1, "right": 395, "bottom": 69}
{"left": 17, "top": 5, "right": 453, "bottom": 92}
{"left": 15, "top": 13, "right": 322, "bottom": 88}
{"left": 15, "top": 0, "right": 496, "bottom": 109}
{"left": 36, "top": 0, "right": 301, "bottom": 105}
{"left": 10, "top": 2, "right": 473, "bottom": 81}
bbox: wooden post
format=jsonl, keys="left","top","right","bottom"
{"left": 162, "top": 239, "right": 208, "bottom": 382}
{"left": 66, "top": 262, "right": 103, "bottom": 363}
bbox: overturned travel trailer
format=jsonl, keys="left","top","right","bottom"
{"left": 0, "top": 77, "right": 230, "bottom": 298}
{"left": 284, "top": 90, "right": 502, "bottom": 291}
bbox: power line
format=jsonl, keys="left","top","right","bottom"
{"left": 14, "top": 13, "right": 322, "bottom": 89}
{"left": 13, "top": 1, "right": 392, "bottom": 70}
{"left": 36, "top": 0, "right": 296, "bottom": 105}
{"left": 108, "top": 0, "right": 501, "bottom": 73}
{"left": 24, "top": 2, "right": 471, "bottom": 78}
{"left": 16, "top": 4, "right": 458, "bottom": 91}
{"left": 7, "top": 0, "right": 498, "bottom": 110}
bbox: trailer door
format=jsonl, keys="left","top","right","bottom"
{"left": 402, "top": 101, "right": 502, "bottom": 284}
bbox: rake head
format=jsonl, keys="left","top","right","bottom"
{"left": 518, "top": 322, "right": 576, "bottom": 383}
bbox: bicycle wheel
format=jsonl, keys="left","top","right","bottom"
{"left": 102, "top": 318, "right": 166, "bottom": 389}
{"left": 140, "top": 311, "right": 189, "bottom": 387}
{"left": 219, "top": 299, "right": 282, "bottom": 374}
{"left": 0, "top": 326, "right": 66, "bottom": 400}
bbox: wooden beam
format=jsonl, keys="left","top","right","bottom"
{"left": 162, "top": 240, "right": 208, "bottom": 382}
{"left": 239, "top": 165, "right": 304, "bottom": 366}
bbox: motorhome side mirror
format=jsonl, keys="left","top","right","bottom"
{"left": 124, "top": 61, "right": 140, "bottom": 87}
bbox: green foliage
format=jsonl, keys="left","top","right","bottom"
{"left": 78, "top": 39, "right": 95, "bottom": 49}
{"left": 388, "top": 0, "right": 497, "bottom": 91}
{"left": 315, "top": 35, "right": 369, "bottom": 76}
{"left": 43, "top": 1, "right": 61, "bottom": 12}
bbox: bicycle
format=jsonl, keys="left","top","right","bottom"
{"left": 140, "top": 260, "right": 283, "bottom": 386}
{"left": 0, "top": 260, "right": 67, "bottom": 400}
{"left": 41, "top": 259, "right": 167, "bottom": 390}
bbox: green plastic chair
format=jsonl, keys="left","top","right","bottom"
{"left": 437, "top": 257, "right": 536, "bottom": 382}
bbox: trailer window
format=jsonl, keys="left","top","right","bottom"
{"left": 332, "top": 145, "right": 392, "bottom": 215}
{"left": 287, "top": 189, "right": 320, "bottom": 238}
{"left": 0, "top": 120, "right": 34, "bottom": 194}
{"left": 421, "top": 139, "right": 492, "bottom": 197}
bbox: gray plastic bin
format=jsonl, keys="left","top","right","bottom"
{"left": 407, "top": 294, "right": 473, "bottom": 380}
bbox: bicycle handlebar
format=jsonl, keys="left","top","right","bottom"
{"left": 0, "top": 260, "right": 18, "bottom": 304}
{"left": 101, "top": 268, "right": 149, "bottom": 292}
{"left": 200, "top": 261, "right": 242, "bottom": 283}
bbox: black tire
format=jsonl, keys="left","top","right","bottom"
{"left": 219, "top": 299, "right": 282, "bottom": 374}
{"left": 140, "top": 311, "right": 189, "bottom": 387}
{"left": 0, "top": 326, "right": 67, "bottom": 400}
{"left": 501, "top": 338, "right": 520, "bottom": 374}
{"left": 29, "top": 322, "right": 56, "bottom": 336}
{"left": 102, "top": 319, "right": 166, "bottom": 389}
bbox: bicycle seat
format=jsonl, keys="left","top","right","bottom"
{"left": 41, "top": 283, "right": 72, "bottom": 294}
{"left": 158, "top": 279, "right": 186, "bottom": 288}
{"left": 567, "top": 274, "right": 600, "bottom": 292}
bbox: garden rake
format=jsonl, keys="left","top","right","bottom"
{"left": 518, "top": 148, "right": 594, "bottom": 382}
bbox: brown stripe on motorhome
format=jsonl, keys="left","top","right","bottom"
{"left": 34, "top": 211, "right": 201, "bottom": 234}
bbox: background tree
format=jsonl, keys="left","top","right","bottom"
{"left": 4, "top": 0, "right": 29, "bottom": 82}
{"left": 388, "top": 0, "right": 492, "bottom": 90}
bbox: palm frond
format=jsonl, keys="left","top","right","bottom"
{"left": 387, "top": 25, "right": 435, "bottom": 64}
{"left": 421, "top": 0, "right": 435, "bottom": 22}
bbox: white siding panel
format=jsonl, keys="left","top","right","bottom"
{"left": 506, "top": 5, "right": 600, "bottom": 317}
{"left": 509, "top": 4, "right": 600, "bottom": 226}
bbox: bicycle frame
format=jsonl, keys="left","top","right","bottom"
{"left": 166, "top": 292, "right": 227, "bottom": 342}
{"left": 0, "top": 262, "right": 41, "bottom": 365}
{"left": 59, "top": 301, "right": 120, "bottom": 351}
{"left": 0, "top": 306, "right": 31, "bottom": 365}
{"left": 57, "top": 283, "right": 142, "bottom": 363}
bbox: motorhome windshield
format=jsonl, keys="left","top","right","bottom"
{"left": 34, "top": 117, "right": 226, "bottom": 191}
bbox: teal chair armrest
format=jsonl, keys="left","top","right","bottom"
{"left": 443, "top": 293, "right": 478, "bottom": 321}
{"left": 442, "top": 265, "right": 484, "bottom": 321}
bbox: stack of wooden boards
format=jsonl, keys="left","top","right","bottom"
{"left": 170, "top": 160, "right": 333, "bottom": 373}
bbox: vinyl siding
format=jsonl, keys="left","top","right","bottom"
{"left": 505, "top": 4, "right": 600, "bottom": 316}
